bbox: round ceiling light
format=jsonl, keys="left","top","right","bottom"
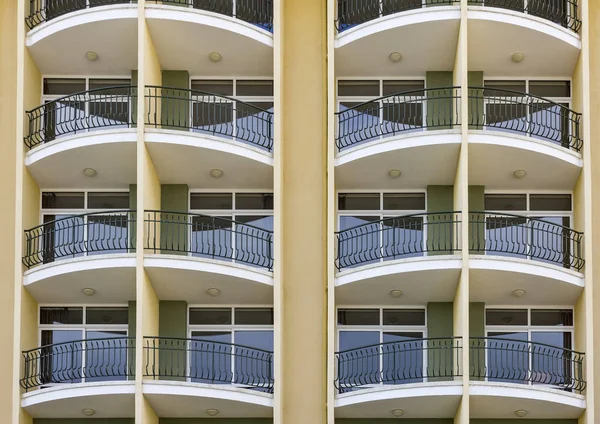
{"left": 82, "top": 408, "right": 96, "bottom": 416}
{"left": 514, "top": 410, "right": 528, "bottom": 417}
{"left": 83, "top": 168, "right": 97, "bottom": 177}
{"left": 206, "top": 409, "right": 220, "bottom": 416}
{"left": 208, "top": 52, "right": 222, "bottom": 63}
{"left": 210, "top": 168, "right": 224, "bottom": 178}
{"left": 388, "top": 169, "right": 402, "bottom": 178}
{"left": 206, "top": 287, "right": 221, "bottom": 297}
{"left": 391, "top": 409, "right": 405, "bottom": 417}
{"left": 511, "top": 53, "right": 525, "bottom": 63}
{"left": 85, "top": 51, "right": 99, "bottom": 62}
{"left": 512, "top": 289, "right": 526, "bottom": 298}
{"left": 82, "top": 288, "right": 96, "bottom": 296}
{"left": 389, "top": 289, "right": 403, "bottom": 298}
{"left": 389, "top": 52, "right": 402, "bottom": 62}
{"left": 513, "top": 169, "right": 527, "bottom": 179}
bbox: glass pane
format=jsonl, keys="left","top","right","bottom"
{"left": 338, "top": 216, "right": 382, "bottom": 268}
{"left": 485, "top": 101, "right": 528, "bottom": 135}
{"left": 88, "top": 99, "right": 130, "bottom": 130}
{"left": 382, "top": 193, "right": 425, "bottom": 210}
{"left": 531, "top": 331, "right": 572, "bottom": 386}
{"left": 382, "top": 0, "right": 422, "bottom": 16}
{"left": 337, "top": 309, "right": 379, "bottom": 325}
{"left": 485, "top": 215, "right": 528, "bottom": 258}
{"left": 484, "top": 80, "right": 526, "bottom": 93}
{"left": 382, "top": 309, "right": 425, "bottom": 326}
{"left": 531, "top": 310, "right": 573, "bottom": 326}
{"left": 233, "top": 215, "right": 273, "bottom": 268}
{"left": 382, "top": 215, "right": 424, "bottom": 260}
{"left": 85, "top": 330, "right": 128, "bottom": 382}
{"left": 235, "top": 308, "right": 274, "bottom": 325}
{"left": 191, "top": 80, "right": 234, "bottom": 96}
{"left": 43, "top": 0, "right": 86, "bottom": 20}
{"left": 338, "top": 80, "right": 379, "bottom": 97}
{"left": 337, "top": 331, "right": 380, "bottom": 390}
{"left": 236, "top": 80, "right": 274, "bottom": 96}
{"left": 190, "top": 193, "right": 233, "bottom": 210}
{"left": 337, "top": 0, "right": 380, "bottom": 30}
{"left": 234, "top": 330, "right": 274, "bottom": 390}
{"left": 381, "top": 101, "right": 423, "bottom": 133}
{"left": 529, "top": 80, "right": 570, "bottom": 98}
{"left": 42, "top": 214, "right": 85, "bottom": 261}
{"left": 530, "top": 194, "right": 572, "bottom": 211}
{"left": 486, "top": 309, "right": 528, "bottom": 326}
{"left": 189, "top": 308, "right": 232, "bottom": 325}
{"left": 87, "top": 192, "right": 130, "bottom": 209}
{"left": 382, "top": 80, "right": 424, "bottom": 96}
{"left": 43, "top": 78, "right": 86, "bottom": 95}
{"left": 40, "top": 330, "right": 83, "bottom": 384}
{"left": 88, "top": 79, "right": 132, "bottom": 90}
{"left": 190, "top": 331, "right": 233, "bottom": 384}
{"left": 530, "top": 216, "right": 571, "bottom": 267}
{"left": 87, "top": 214, "right": 130, "bottom": 255}
{"left": 40, "top": 307, "right": 83, "bottom": 324}
{"left": 382, "top": 332, "right": 424, "bottom": 384}
{"left": 235, "top": 101, "right": 273, "bottom": 148}
{"left": 337, "top": 101, "right": 381, "bottom": 148}
{"left": 527, "top": 0, "right": 569, "bottom": 26}
{"left": 190, "top": 216, "right": 233, "bottom": 260}
{"left": 338, "top": 193, "right": 380, "bottom": 210}
{"left": 530, "top": 102, "right": 571, "bottom": 146}
{"left": 235, "top": 193, "right": 274, "bottom": 210}
{"left": 191, "top": 100, "right": 234, "bottom": 138}
{"left": 86, "top": 307, "right": 129, "bottom": 325}
{"left": 484, "top": 194, "right": 527, "bottom": 211}
{"left": 42, "top": 192, "right": 85, "bottom": 209}
{"left": 486, "top": 332, "right": 529, "bottom": 383}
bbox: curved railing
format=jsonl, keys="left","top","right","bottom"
{"left": 468, "top": 87, "right": 582, "bottom": 152}
{"left": 21, "top": 337, "right": 135, "bottom": 391}
{"left": 335, "top": 337, "right": 462, "bottom": 392}
{"left": 147, "top": 0, "right": 273, "bottom": 32}
{"left": 335, "top": 0, "right": 459, "bottom": 32}
{"left": 23, "top": 210, "right": 136, "bottom": 268}
{"left": 25, "top": 86, "right": 137, "bottom": 149}
{"left": 144, "top": 336, "right": 274, "bottom": 392}
{"left": 471, "top": 0, "right": 580, "bottom": 33}
{"left": 26, "top": 0, "right": 133, "bottom": 29}
{"left": 468, "top": 211, "right": 584, "bottom": 271}
{"left": 335, "top": 87, "right": 461, "bottom": 151}
{"left": 145, "top": 86, "right": 274, "bottom": 152}
{"left": 144, "top": 210, "right": 274, "bottom": 270}
{"left": 470, "top": 337, "right": 585, "bottom": 392}
{"left": 335, "top": 212, "right": 461, "bottom": 270}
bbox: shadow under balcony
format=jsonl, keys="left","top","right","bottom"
{"left": 467, "top": 87, "right": 582, "bottom": 190}
{"left": 335, "top": 212, "right": 462, "bottom": 304}
{"left": 335, "top": 87, "right": 461, "bottom": 189}
{"left": 334, "top": 337, "right": 463, "bottom": 418}
{"left": 142, "top": 336, "right": 273, "bottom": 418}
{"left": 143, "top": 211, "right": 274, "bottom": 304}
{"left": 144, "top": 86, "right": 273, "bottom": 189}
{"left": 468, "top": 211, "right": 584, "bottom": 305}
{"left": 20, "top": 337, "right": 135, "bottom": 418}
{"left": 22, "top": 211, "right": 136, "bottom": 303}
{"left": 24, "top": 86, "right": 137, "bottom": 188}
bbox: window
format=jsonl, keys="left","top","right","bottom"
{"left": 38, "top": 306, "right": 130, "bottom": 385}
{"left": 336, "top": 307, "right": 427, "bottom": 391}
{"left": 481, "top": 192, "right": 574, "bottom": 268}
{"left": 41, "top": 77, "right": 133, "bottom": 142}
{"left": 40, "top": 190, "right": 132, "bottom": 262}
{"left": 188, "top": 306, "right": 274, "bottom": 390}
{"left": 483, "top": 308, "right": 574, "bottom": 388}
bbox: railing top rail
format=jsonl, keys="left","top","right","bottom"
{"left": 468, "top": 86, "right": 581, "bottom": 115}
{"left": 143, "top": 336, "right": 274, "bottom": 354}
{"left": 470, "top": 210, "right": 583, "bottom": 235}
{"left": 26, "top": 85, "right": 137, "bottom": 115}
{"left": 335, "top": 211, "right": 461, "bottom": 235}
{"left": 24, "top": 209, "right": 135, "bottom": 233}
{"left": 470, "top": 336, "right": 584, "bottom": 356}
{"left": 145, "top": 85, "right": 275, "bottom": 115}
{"left": 335, "top": 86, "right": 461, "bottom": 115}
{"left": 22, "top": 336, "right": 135, "bottom": 354}
{"left": 145, "top": 209, "right": 274, "bottom": 234}
{"left": 336, "top": 336, "right": 461, "bottom": 355}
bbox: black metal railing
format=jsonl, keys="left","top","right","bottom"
{"left": 21, "top": 337, "right": 135, "bottom": 391}
{"left": 145, "top": 86, "right": 274, "bottom": 152}
{"left": 335, "top": 0, "right": 460, "bottom": 31}
{"left": 147, "top": 0, "right": 273, "bottom": 31}
{"left": 470, "top": 0, "right": 580, "bottom": 33}
{"left": 26, "top": 0, "right": 133, "bottom": 29}
{"left": 470, "top": 337, "right": 585, "bottom": 392}
{"left": 25, "top": 86, "right": 137, "bottom": 150}
{"left": 144, "top": 210, "right": 273, "bottom": 270}
{"left": 144, "top": 336, "right": 274, "bottom": 392}
{"left": 336, "top": 87, "right": 461, "bottom": 151}
{"left": 335, "top": 212, "right": 461, "bottom": 270}
{"left": 23, "top": 210, "right": 136, "bottom": 268}
{"left": 469, "top": 211, "right": 584, "bottom": 271}
{"left": 335, "top": 337, "right": 462, "bottom": 392}
{"left": 468, "top": 87, "right": 582, "bottom": 152}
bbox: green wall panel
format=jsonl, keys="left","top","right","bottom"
{"left": 128, "top": 300, "right": 136, "bottom": 380}
{"left": 131, "top": 70, "right": 138, "bottom": 127}
{"left": 338, "top": 420, "right": 453, "bottom": 424}
{"left": 160, "top": 420, "right": 272, "bottom": 424}
{"left": 425, "top": 71, "right": 454, "bottom": 130}
{"left": 158, "top": 301, "right": 188, "bottom": 381}
{"left": 468, "top": 71, "right": 484, "bottom": 129}
{"left": 426, "top": 185, "right": 455, "bottom": 255}
{"left": 469, "top": 302, "right": 485, "bottom": 380}
{"left": 129, "top": 184, "right": 137, "bottom": 252}
{"left": 471, "top": 421, "right": 577, "bottom": 424}
{"left": 160, "top": 184, "right": 189, "bottom": 254}
{"left": 161, "top": 70, "right": 190, "bottom": 130}
{"left": 34, "top": 420, "right": 134, "bottom": 424}
{"left": 427, "top": 302, "right": 454, "bottom": 381}
{"left": 468, "top": 185, "right": 485, "bottom": 253}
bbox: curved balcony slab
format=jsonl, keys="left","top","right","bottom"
{"left": 335, "top": 7, "right": 460, "bottom": 76}
{"left": 143, "top": 380, "right": 273, "bottom": 418}
{"left": 335, "top": 382, "right": 462, "bottom": 418}
{"left": 335, "top": 131, "right": 461, "bottom": 189}
{"left": 470, "top": 382, "right": 585, "bottom": 419}
{"left": 146, "top": 5, "right": 273, "bottom": 76}
{"left": 144, "top": 254, "right": 273, "bottom": 304}
{"left": 25, "top": 129, "right": 136, "bottom": 188}
{"left": 468, "top": 7, "right": 580, "bottom": 76}
{"left": 469, "top": 255, "right": 584, "bottom": 305}
{"left": 23, "top": 254, "right": 136, "bottom": 303}
{"left": 145, "top": 129, "right": 273, "bottom": 189}
{"left": 468, "top": 131, "right": 582, "bottom": 190}
{"left": 26, "top": 5, "right": 137, "bottom": 74}
{"left": 336, "top": 256, "right": 461, "bottom": 305}
{"left": 21, "top": 381, "right": 135, "bottom": 418}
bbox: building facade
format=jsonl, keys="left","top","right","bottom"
{"left": 1, "top": 0, "right": 600, "bottom": 423}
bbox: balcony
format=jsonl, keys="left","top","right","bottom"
{"left": 144, "top": 86, "right": 274, "bottom": 188}
{"left": 335, "top": 87, "right": 461, "bottom": 188}
{"left": 24, "top": 86, "right": 137, "bottom": 188}
{"left": 142, "top": 336, "right": 274, "bottom": 417}
{"left": 335, "top": 212, "right": 462, "bottom": 304}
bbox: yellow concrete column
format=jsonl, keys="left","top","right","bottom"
{"left": 274, "top": 0, "right": 327, "bottom": 423}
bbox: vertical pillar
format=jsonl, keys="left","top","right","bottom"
{"left": 274, "top": 0, "right": 327, "bottom": 422}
